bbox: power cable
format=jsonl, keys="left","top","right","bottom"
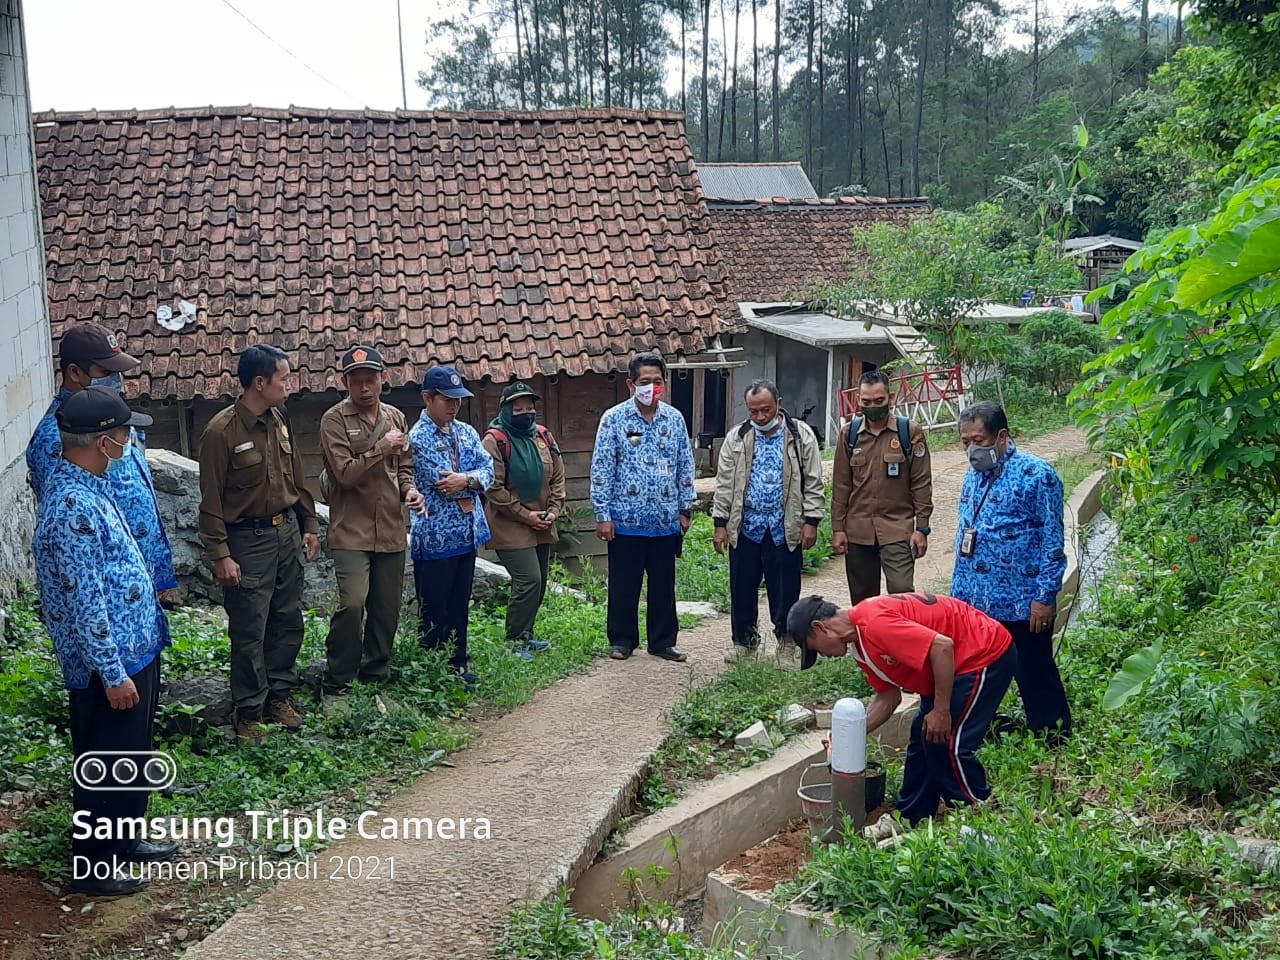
{"left": 218, "top": 0, "right": 361, "bottom": 103}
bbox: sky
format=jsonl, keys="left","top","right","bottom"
{"left": 24, "top": 0, "right": 1178, "bottom": 115}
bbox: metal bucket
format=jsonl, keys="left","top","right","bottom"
{"left": 797, "top": 762, "right": 836, "bottom": 840}
{"left": 797, "top": 762, "right": 887, "bottom": 841}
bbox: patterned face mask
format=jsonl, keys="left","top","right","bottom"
{"left": 91, "top": 372, "right": 124, "bottom": 393}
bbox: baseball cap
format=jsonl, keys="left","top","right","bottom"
{"left": 785, "top": 595, "right": 836, "bottom": 671}
{"left": 341, "top": 344, "right": 386, "bottom": 374}
{"left": 59, "top": 323, "right": 139, "bottom": 373}
{"left": 55, "top": 385, "right": 153, "bottom": 434}
{"left": 500, "top": 382, "right": 540, "bottom": 405}
{"left": 421, "top": 365, "right": 474, "bottom": 398}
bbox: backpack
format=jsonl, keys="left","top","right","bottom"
{"left": 487, "top": 424, "right": 560, "bottom": 465}
{"left": 845, "top": 415, "right": 915, "bottom": 461}
{"left": 318, "top": 408, "right": 393, "bottom": 502}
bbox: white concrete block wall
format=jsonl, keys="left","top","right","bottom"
{"left": 0, "top": 0, "right": 53, "bottom": 597}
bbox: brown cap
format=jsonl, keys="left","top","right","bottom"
{"left": 340, "top": 344, "right": 386, "bottom": 374}
{"left": 59, "top": 324, "right": 139, "bottom": 373}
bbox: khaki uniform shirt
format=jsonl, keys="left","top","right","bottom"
{"left": 831, "top": 418, "right": 933, "bottom": 546}
{"left": 198, "top": 399, "right": 320, "bottom": 562}
{"left": 320, "top": 399, "right": 414, "bottom": 553}
{"left": 480, "top": 428, "right": 567, "bottom": 552}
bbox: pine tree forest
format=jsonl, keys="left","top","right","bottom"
{"left": 418, "top": 0, "right": 1280, "bottom": 241}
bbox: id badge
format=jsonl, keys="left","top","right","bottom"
{"left": 960, "top": 527, "right": 977, "bottom": 557}
{"left": 887, "top": 462, "right": 900, "bottom": 478}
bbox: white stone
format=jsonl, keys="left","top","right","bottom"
{"left": 814, "top": 708, "right": 833, "bottom": 729}
{"left": 779, "top": 703, "right": 814, "bottom": 730}
{"left": 675, "top": 600, "right": 718, "bottom": 618}
{"left": 734, "top": 720, "right": 774, "bottom": 752}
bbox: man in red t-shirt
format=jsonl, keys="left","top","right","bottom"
{"left": 786, "top": 592, "right": 1018, "bottom": 824}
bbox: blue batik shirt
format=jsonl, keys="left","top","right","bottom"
{"left": 408, "top": 415, "right": 494, "bottom": 561}
{"left": 27, "top": 390, "right": 178, "bottom": 592}
{"left": 590, "top": 400, "right": 695, "bottom": 537}
{"left": 950, "top": 441, "right": 1067, "bottom": 621}
{"left": 740, "top": 428, "right": 787, "bottom": 544}
{"left": 33, "top": 460, "right": 170, "bottom": 689}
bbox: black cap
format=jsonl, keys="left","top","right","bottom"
{"left": 59, "top": 323, "right": 139, "bottom": 373}
{"left": 500, "top": 382, "right": 540, "bottom": 405}
{"left": 55, "top": 385, "right": 153, "bottom": 434}
{"left": 341, "top": 344, "right": 386, "bottom": 374}
{"left": 785, "top": 595, "right": 835, "bottom": 671}
{"left": 421, "top": 365, "right": 473, "bottom": 398}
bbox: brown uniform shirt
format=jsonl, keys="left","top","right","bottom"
{"left": 198, "top": 399, "right": 320, "bottom": 562}
{"left": 320, "top": 399, "right": 414, "bottom": 553}
{"left": 831, "top": 417, "right": 934, "bottom": 546}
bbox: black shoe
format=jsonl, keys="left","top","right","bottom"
{"left": 69, "top": 867, "right": 149, "bottom": 897}
{"left": 454, "top": 667, "right": 479, "bottom": 692}
{"left": 609, "top": 646, "right": 633, "bottom": 660}
{"left": 648, "top": 646, "right": 688, "bottom": 663}
{"left": 125, "top": 839, "right": 178, "bottom": 862}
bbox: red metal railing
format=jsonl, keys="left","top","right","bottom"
{"left": 838, "top": 366, "right": 966, "bottom": 425}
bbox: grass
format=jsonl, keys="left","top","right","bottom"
{"left": 676, "top": 486, "right": 835, "bottom": 610}
{"left": 773, "top": 479, "right": 1280, "bottom": 960}
{"left": 0, "top": 561, "right": 615, "bottom": 883}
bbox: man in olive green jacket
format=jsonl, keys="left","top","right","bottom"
{"left": 712, "top": 379, "right": 826, "bottom": 664}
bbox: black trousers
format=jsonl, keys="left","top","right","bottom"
{"left": 1001, "top": 618, "right": 1072, "bottom": 737}
{"left": 729, "top": 530, "right": 803, "bottom": 647}
{"left": 68, "top": 655, "right": 161, "bottom": 864}
{"left": 607, "top": 533, "right": 680, "bottom": 653}
{"left": 414, "top": 553, "right": 477, "bottom": 669}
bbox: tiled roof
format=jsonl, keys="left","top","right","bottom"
{"left": 34, "top": 106, "right": 730, "bottom": 400}
{"left": 708, "top": 197, "right": 930, "bottom": 306}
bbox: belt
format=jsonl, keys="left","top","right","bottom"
{"left": 228, "top": 511, "right": 291, "bottom": 530}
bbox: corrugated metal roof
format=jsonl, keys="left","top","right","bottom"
{"left": 697, "top": 162, "right": 818, "bottom": 200}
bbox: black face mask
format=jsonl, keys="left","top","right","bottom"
{"left": 862, "top": 403, "right": 891, "bottom": 422}
{"left": 510, "top": 412, "right": 536, "bottom": 431}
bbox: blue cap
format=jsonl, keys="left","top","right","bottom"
{"left": 421, "top": 365, "right": 473, "bottom": 398}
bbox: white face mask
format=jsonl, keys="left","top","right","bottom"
{"left": 634, "top": 382, "right": 663, "bottom": 406}
{"left": 753, "top": 414, "right": 781, "bottom": 434}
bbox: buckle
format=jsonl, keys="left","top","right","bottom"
{"left": 271, "top": 514, "right": 284, "bottom": 527}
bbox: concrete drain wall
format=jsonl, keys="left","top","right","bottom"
{"left": 569, "top": 695, "right": 919, "bottom": 918}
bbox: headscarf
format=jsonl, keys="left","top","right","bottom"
{"left": 490, "top": 402, "right": 545, "bottom": 503}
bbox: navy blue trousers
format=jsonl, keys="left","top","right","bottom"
{"left": 729, "top": 530, "right": 803, "bottom": 647}
{"left": 1001, "top": 619, "right": 1072, "bottom": 738}
{"left": 414, "top": 552, "right": 477, "bottom": 669}
{"left": 897, "top": 646, "right": 1018, "bottom": 825}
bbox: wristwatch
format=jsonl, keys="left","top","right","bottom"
{"left": 916, "top": 526, "right": 931, "bottom": 536}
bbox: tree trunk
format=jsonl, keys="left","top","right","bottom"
{"left": 718, "top": 0, "right": 729, "bottom": 159}
{"left": 702, "top": 0, "right": 711, "bottom": 157}
{"left": 1032, "top": 0, "right": 1040, "bottom": 104}
{"left": 513, "top": 0, "right": 528, "bottom": 108}
{"left": 731, "top": 0, "right": 741, "bottom": 160}
{"left": 911, "top": 0, "right": 930, "bottom": 196}
{"left": 603, "top": 1, "right": 612, "bottom": 107}
{"left": 816, "top": 7, "right": 825, "bottom": 192}
{"left": 772, "top": 0, "right": 781, "bottom": 161}
{"left": 532, "top": 0, "right": 543, "bottom": 107}
{"left": 1175, "top": 0, "right": 1184, "bottom": 45}
{"left": 753, "top": 0, "right": 760, "bottom": 161}
{"left": 845, "top": 0, "right": 855, "bottom": 185}
{"left": 558, "top": 0, "right": 571, "bottom": 104}
{"left": 1140, "top": 0, "right": 1150, "bottom": 47}
{"left": 805, "top": 0, "right": 815, "bottom": 174}
{"left": 894, "top": 74, "right": 905, "bottom": 196}
{"left": 681, "top": 0, "right": 688, "bottom": 115}
{"left": 937, "top": 0, "right": 951, "bottom": 186}
{"left": 855, "top": 4, "right": 865, "bottom": 185}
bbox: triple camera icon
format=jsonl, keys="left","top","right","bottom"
{"left": 73, "top": 751, "right": 177, "bottom": 792}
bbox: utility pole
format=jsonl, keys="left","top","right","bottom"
{"left": 397, "top": 0, "right": 408, "bottom": 109}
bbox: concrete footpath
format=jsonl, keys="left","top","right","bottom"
{"left": 182, "top": 427, "right": 1088, "bottom": 960}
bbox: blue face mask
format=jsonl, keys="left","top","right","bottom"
{"left": 104, "top": 434, "right": 131, "bottom": 473}
{"left": 91, "top": 371, "right": 124, "bottom": 393}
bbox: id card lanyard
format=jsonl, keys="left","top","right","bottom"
{"left": 969, "top": 467, "right": 1003, "bottom": 529}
